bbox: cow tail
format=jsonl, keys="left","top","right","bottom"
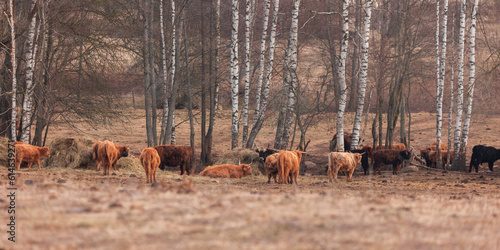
{"left": 327, "top": 153, "right": 332, "bottom": 181}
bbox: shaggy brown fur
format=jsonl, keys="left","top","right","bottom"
{"left": 15, "top": 144, "right": 50, "bottom": 171}
{"left": 277, "top": 150, "right": 303, "bottom": 184}
{"left": 93, "top": 140, "right": 129, "bottom": 171}
{"left": 330, "top": 132, "right": 355, "bottom": 152}
{"left": 140, "top": 148, "right": 161, "bottom": 183}
{"left": 199, "top": 164, "right": 252, "bottom": 178}
{"left": 327, "top": 152, "right": 362, "bottom": 182}
{"left": 264, "top": 153, "right": 279, "bottom": 183}
{"left": 97, "top": 140, "right": 128, "bottom": 175}
{"left": 373, "top": 149, "right": 412, "bottom": 175}
{"left": 155, "top": 145, "right": 194, "bottom": 175}
{"left": 425, "top": 150, "right": 454, "bottom": 169}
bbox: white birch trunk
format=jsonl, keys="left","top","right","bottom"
{"left": 160, "top": 0, "right": 170, "bottom": 145}
{"left": 336, "top": 0, "right": 350, "bottom": 152}
{"left": 242, "top": 0, "right": 253, "bottom": 147}
{"left": 8, "top": 0, "right": 17, "bottom": 141}
{"left": 436, "top": 0, "right": 448, "bottom": 169}
{"left": 447, "top": 14, "right": 455, "bottom": 169}
{"left": 452, "top": 0, "right": 466, "bottom": 168}
{"left": 214, "top": 0, "right": 221, "bottom": 116}
{"left": 230, "top": 0, "right": 240, "bottom": 149}
{"left": 253, "top": 0, "right": 271, "bottom": 125}
{"left": 351, "top": 0, "right": 373, "bottom": 150}
{"left": 459, "top": 0, "right": 478, "bottom": 162}
{"left": 20, "top": 0, "right": 38, "bottom": 143}
{"left": 170, "top": 0, "right": 177, "bottom": 144}
{"left": 281, "top": 0, "right": 301, "bottom": 149}
{"left": 245, "top": 0, "right": 280, "bottom": 148}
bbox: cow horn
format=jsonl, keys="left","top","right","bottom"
{"left": 238, "top": 157, "right": 241, "bottom": 165}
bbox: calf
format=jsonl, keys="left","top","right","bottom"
{"left": 140, "top": 148, "right": 161, "bottom": 183}
{"left": 255, "top": 147, "right": 279, "bottom": 163}
{"left": 327, "top": 152, "right": 362, "bottom": 182}
{"left": 264, "top": 153, "right": 280, "bottom": 184}
{"left": 199, "top": 164, "right": 252, "bottom": 178}
{"left": 155, "top": 145, "right": 194, "bottom": 175}
{"left": 97, "top": 140, "right": 123, "bottom": 175}
{"left": 15, "top": 144, "right": 50, "bottom": 171}
{"left": 373, "top": 149, "right": 412, "bottom": 175}
{"left": 469, "top": 145, "right": 500, "bottom": 172}
{"left": 278, "top": 150, "right": 303, "bottom": 184}
{"left": 93, "top": 140, "right": 129, "bottom": 171}
{"left": 330, "top": 132, "right": 361, "bottom": 152}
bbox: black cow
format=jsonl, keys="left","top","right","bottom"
{"left": 350, "top": 149, "right": 369, "bottom": 175}
{"left": 255, "top": 147, "right": 279, "bottom": 163}
{"left": 469, "top": 145, "right": 500, "bottom": 173}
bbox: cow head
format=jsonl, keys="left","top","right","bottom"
{"left": 397, "top": 150, "right": 412, "bottom": 163}
{"left": 121, "top": 146, "right": 130, "bottom": 157}
{"left": 353, "top": 153, "right": 363, "bottom": 166}
{"left": 255, "top": 147, "right": 279, "bottom": 163}
{"left": 241, "top": 164, "right": 253, "bottom": 177}
{"left": 40, "top": 147, "right": 50, "bottom": 157}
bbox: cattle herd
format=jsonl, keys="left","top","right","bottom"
{"left": 10, "top": 132, "right": 500, "bottom": 184}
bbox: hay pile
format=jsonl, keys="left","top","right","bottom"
{"left": 116, "top": 157, "right": 141, "bottom": 171}
{"left": 45, "top": 137, "right": 95, "bottom": 169}
{"left": 215, "top": 148, "right": 261, "bottom": 175}
{"left": 0, "top": 137, "right": 10, "bottom": 167}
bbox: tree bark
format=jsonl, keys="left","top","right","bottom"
{"left": 230, "top": 0, "right": 240, "bottom": 149}
{"left": 242, "top": 0, "right": 254, "bottom": 147}
{"left": 447, "top": 14, "right": 455, "bottom": 170}
{"left": 8, "top": 0, "right": 17, "bottom": 142}
{"left": 253, "top": 0, "right": 271, "bottom": 126}
{"left": 160, "top": 0, "right": 170, "bottom": 145}
{"left": 336, "top": 0, "right": 350, "bottom": 152}
{"left": 143, "top": 0, "right": 154, "bottom": 146}
{"left": 351, "top": 0, "right": 372, "bottom": 150}
{"left": 436, "top": 0, "right": 449, "bottom": 169}
{"left": 165, "top": 0, "right": 177, "bottom": 144}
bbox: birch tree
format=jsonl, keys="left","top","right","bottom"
{"left": 8, "top": 0, "right": 17, "bottom": 141}
{"left": 160, "top": 0, "right": 170, "bottom": 145}
{"left": 246, "top": 0, "right": 280, "bottom": 148}
{"left": 20, "top": 0, "right": 39, "bottom": 143}
{"left": 230, "top": 0, "right": 240, "bottom": 149}
{"left": 165, "top": 0, "right": 177, "bottom": 144}
{"left": 446, "top": 14, "right": 455, "bottom": 169}
{"left": 451, "top": 0, "right": 466, "bottom": 171}
{"left": 436, "top": 0, "right": 449, "bottom": 169}
{"left": 143, "top": 0, "right": 154, "bottom": 146}
{"left": 336, "top": 0, "right": 350, "bottom": 152}
{"left": 253, "top": 0, "right": 271, "bottom": 126}
{"left": 280, "top": 0, "right": 301, "bottom": 150}
{"left": 458, "top": 0, "right": 478, "bottom": 170}
{"left": 242, "top": 0, "right": 254, "bottom": 147}
{"left": 351, "top": 0, "right": 373, "bottom": 150}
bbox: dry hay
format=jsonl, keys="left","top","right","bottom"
{"left": 0, "top": 137, "right": 10, "bottom": 167}
{"left": 44, "top": 137, "right": 95, "bottom": 169}
{"left": 115, "top": 156, "right": 141, "bottom": 171}
{"left": 215, "top": 148, "right": 261, "bottom": 175}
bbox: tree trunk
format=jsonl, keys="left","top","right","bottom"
{"left": 458, "top": 0, "right": 478, "bottom": 171}
{"left": 165, "top": 0, "right": 177, "bottom": 144}
{"left": 245, "top": 0, "right": 280, "bottom": 149}
{"left": 20, "top": 0, "right": 38, "bottom": 143}
{"left": 351, "top": 0, "right": 372, "bottom": 150}
{"left": 8, "top": 0, "right": 17, "bottom": 142}
{"left": 348, "top": 0, "right": 361, "bottom": 112}
{"left": 253, "top": 0, "right": 271, "bottom": 126}
{"left": 182, "top": 12, "right": 195, "bottom": 163}
{"left": 143, "top": 0, "right": 154, "bottom": 146}
{"left": 451, "top": 0, "right": 466, "bottom": 171}
{"left": 242, "top": 0, "right": 254, "bottom": 147}
{"left": 436, "top": 0, "right": 449, "bottom": 169}
{"left": 160, "top": 0, "right": 170, "bottom": 145}
{"left": 149, "top": 0, "right": 157, "bottom": 146}
{"left": 200, "top": 0, "right": 208, "bottom": 165}
{"left": 446, "top": 14, "right": 455, "bottom": 170}
{"left": 230, "top": 0, "right": 240, "bottom": 149}
{"left": 336, "top": 0, "right": 350, "bottom": 152}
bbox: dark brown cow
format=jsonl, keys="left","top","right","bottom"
{"left": 277, "top": 150, "right": 303, "bottom": 184}
{"left": 199, "top": 164, "right": 252, "bottom": 178}
{"left": 155, "top": 145, "right": 193, "bottom": 175}
{"left": 93, "top": 140, "right": 129, "bottom": 171}
{"left": 264, "top": 153, "right": 279, "bottom": 183}
{"left": 373, "top": 149, "right": 412, "bottom": 175}
{"left": 15, "top": 144, "right": 50, "bottom": 171}
{"left": 140, "top": 148, "right": 161, "bottom": 183}
{"left": 330, "top": 132, "right": 355, "bottom": 152}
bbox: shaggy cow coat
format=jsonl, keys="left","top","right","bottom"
{"left": 140, "top": 148, "right": 161, "bottom": 183}
{"left": 327, "top": 152, "right": 362, "bottom": 182}
{"left": 373, "top": 149, "right": 412, "bottom": 175}
{"left": 15, "top": 144, "right": 50, "bottom": 171}
{"left": 155, "top": 145, "right": 194, "bottom": 175}
{"left": 264, "top": 153, "right": 280, "bottom": 183}
{"left": 199, "top": 164, "right": 252, "bottom": 178}
{"left": 93, "top": 140, "right": 129, "bottom": 171}
{"left": 469, "top": 145, "right": 500, "bottom": 172}
{"left": 277, "top": 150, "right": 303, "bottom": 184}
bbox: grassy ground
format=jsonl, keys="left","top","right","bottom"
{"left": 1, "top": 108, "right": 500, "bottom": 249}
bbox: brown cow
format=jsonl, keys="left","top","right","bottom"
{"left": 140, "top": 148, "right": 161, "bottom": 183}
{"left": 93, "top": 140, "right": 129, "bottom": 171}
{"left": 329, "top": 132, "right": 357, "bottom": 152}
{"left": 264, "top": 153, "right": 279, "bottom": 183}
{"left": 15, "top": 144, "right": 50, "bottom": 171}
{"left": 423, "top": 150, "right": 454, "bottom": 169}
{"left": 277, "top": 150, "right": 303, "bottom": 184}
{"left": 155, "top": 145, "right": 193, "bottom": 175}
{"left": 97, "top": 140, "right": 129, "bottom": 175}
{"left": 327, "top": 152, "right": 362, "bottom": 182}
{"left": 199, "top": 164, "right": 252, "bottom": 178}
{"left": 373, "top": 149, "right": 412, "bottom": 175}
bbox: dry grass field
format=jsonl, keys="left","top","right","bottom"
{"left": 2, "top": 108, "right": 500, "bottom": 249}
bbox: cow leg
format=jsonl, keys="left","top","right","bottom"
{"left": 489, "top": 162, "right": 494, "bottom": 172}
{"left": 145, "top": 168, "right": 149, "bottom": 183}
{"left": 180, "top": 165, "right": 185, "bottom": 175}
{"left": 347, "top": 170, "right": 353, "bottom": 181}
{"left": 36, "top": 160, "right": 43, "bottom": 172}
{"left": 153, "top": 168, "right": 157, "bottom": 183}
{"left": 96, "top": 160, "right": 101, "bottom": 171}
{"left": 28, "top": 163, "right": 33, "bottom": 172}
